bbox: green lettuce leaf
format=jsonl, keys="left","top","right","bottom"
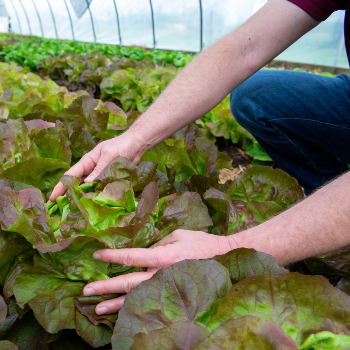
{"left": 28, "top": 281, "right": 84, "bottom": 334}
{"left": 13, "top": 254, "right": 67, "bottom": 308}
{"left": 300, "top": 331, "right": 350, "bottom": 350}
{"left": 1, "top": 158, "right": 70, "bottom": 192}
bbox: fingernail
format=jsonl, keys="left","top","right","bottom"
{"left": 84, "top": 287, "right": 96, "bottom": 296}
{"left": 47, "top": 200, "right": 52, "bottom": 203}
{"left": 93, "top": 253, "right": 101, "bottom": 260}
{"left": 96, "top": 307, "right": 109, "bottom": 315}
{"left": 85, "top": 176, "right": 94, "bottom": 183}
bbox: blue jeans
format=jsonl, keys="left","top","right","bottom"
{"left": 230, "top": 70, "right": 350, "bottom": 195}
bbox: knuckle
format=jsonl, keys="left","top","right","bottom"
{"left": 93, "top": 164, "right": 105, "bottom": 173}
{"left": 122, "top": 279, "right": 135, "bottom": 293}
{"left": 122, "top": 253, "right": 134, "bottom": 266}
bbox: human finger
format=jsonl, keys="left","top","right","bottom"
{"left": 95, "top": 295, "right": 126, "bottom": 315}
{"left": 84, "top": 149, "right": 117, "bottom": 183}
{"left": 83, "top": 271, "right": 156, "bottom": 297}
{"left": 93, "top": 246, "right": 173, "bottom": 268}
{"left": 49, "top": 150, "right": 100, "bottom": 201}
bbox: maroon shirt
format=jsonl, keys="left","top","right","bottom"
{"left": 288, "top": 0, "right": 350, "bottom": 66}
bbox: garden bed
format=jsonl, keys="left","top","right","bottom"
{"left": 0, "top": 35, "right": 349, "bottom": 350}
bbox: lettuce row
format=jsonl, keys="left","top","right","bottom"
{"left": 0, "top": 155, "right": 304, "bottom": 348}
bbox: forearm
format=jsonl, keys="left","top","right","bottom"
{"left": 127, "top": 0, "right": 318, "bottom": 154}
{"left": 232, "top": 171, "right": 350, "bottom": 266}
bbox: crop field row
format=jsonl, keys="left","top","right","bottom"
{"left": 0, "top": 34, "right": 348, "bottom": 350}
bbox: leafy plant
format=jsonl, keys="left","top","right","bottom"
{"left": 0, "top": 39, "right": 347, "bottom": 350}
{"left": 0, "top": 62, "right": 231, "bottom": 193}
{"left": 112, "top": 248, "right": 350, "bottom": 350}
{"left": 0, "top": 33, "right": 193, "bottom": 71}
{"left": 0, "top": 150, "right": 304, "bottom": 349}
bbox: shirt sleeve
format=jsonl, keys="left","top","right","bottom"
{"left": 287, "top": 0, "right": 344, "bottom": 21}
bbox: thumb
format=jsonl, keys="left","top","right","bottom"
{"left": 84, "top": 152, "right": 116, "bottom": 183}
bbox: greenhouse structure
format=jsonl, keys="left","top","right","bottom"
{"left": 0, "top": 0, "right": 350, "bottom": 349}
{"left": 1, "top": 0, "right": 349, "bottom": 68}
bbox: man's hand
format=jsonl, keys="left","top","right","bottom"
{"left": 83, "top": 230, "right": 238, "bottom": 315}
{"left": 49, "top": 132, "right": 145, "bottom": 201}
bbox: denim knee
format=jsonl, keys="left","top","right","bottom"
{"left": 230, "top": 72, "right": 264, "bottom": 130}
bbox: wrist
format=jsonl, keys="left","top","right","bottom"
{"left": 119, "top": 128, "right": 149, "bottom": 163}
{"left": 215, "top": 234, "right": 241, "bottom": 256}
{"left": 225, "top": 232, "right": 252, "bottom": 253}
{"left": 123, "top": 124, "right": 152, "bottom": 159}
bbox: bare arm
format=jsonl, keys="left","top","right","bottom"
{"left": 129, "top": 0, "right": 319, "bottom": 154}
{"left": 50, "top": 0, "right": 319, "bottom": 199}
{"left": 232, "top": 171, "right": 350, "bottom": 266}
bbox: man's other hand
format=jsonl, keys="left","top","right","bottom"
{"left": 83, "top": 230, "right": 238, "bottom": 315}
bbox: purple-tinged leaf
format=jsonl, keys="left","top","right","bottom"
{"left": 95, "top": 157, "right": 158, "bottom": 192}
{"left": 67, "top": 121, "right": 96, "bottom": 160}
{"left": 213, "top": 248, "right": 288, "bottom": 281}
{"left": 131, "top": 321, "right": 210, "bottom": 350}
{"left": 31, "top": 127, "right": 71, "bottom": 164}
{"left": 0, "top": 187, "right": 54, "bottom": 244}
{"left": 175, "top": 175, "right": 219, "bottom": 197}
{"left": 157, "top": 191, "right": 213, "bottom": 237}
{"left": 74, "top": 294, "right": 118, "bottom": 328}
{"left": 195, "top": 316, "right": 298, "bottom": 349}
{"left": 75, "top": 311, "right": 113, "bottom": 348}
{"left": 203, "top": 188, "right": 240, "bottom": 235}
{"left": 208, "top": 273, "right": 350, "bottom": 346}
{"left": 112, "top": 259, "right": 231, "bottom": 350}
{"left": 226, "top": 166, "right": 304, "bottom": 208}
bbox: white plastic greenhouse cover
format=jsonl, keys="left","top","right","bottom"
{"left": 3, "top": 0, "right": 349, "bottom": 68}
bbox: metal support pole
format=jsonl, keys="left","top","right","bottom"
{"left": 8, "top": 0, "right": 21, "bottom": 34}
{"left": 31, "top": 0, "right": 43, "bottom": 37}
{"left": 199, "top": 0, "right": 203, "bottom": 51}
{"left": 18, "top": 0, "right": 32, "bottom": 35}
{"left": 334, "top": 32, "right": 345, "bottom": 67}
{"left": 63, "top": 0, "right": 75, "bottom": 41}
{"left": 149, "top": 0, "right": 156, "bottom": 48}
{"left": 112, "top": 0, "right": 122, "bottom": 45}
{"left": 86, "top": 0, "right": 96, "bottom": 42}
{"left": 46, "top": 0, "right": 58, "bottom": 39}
